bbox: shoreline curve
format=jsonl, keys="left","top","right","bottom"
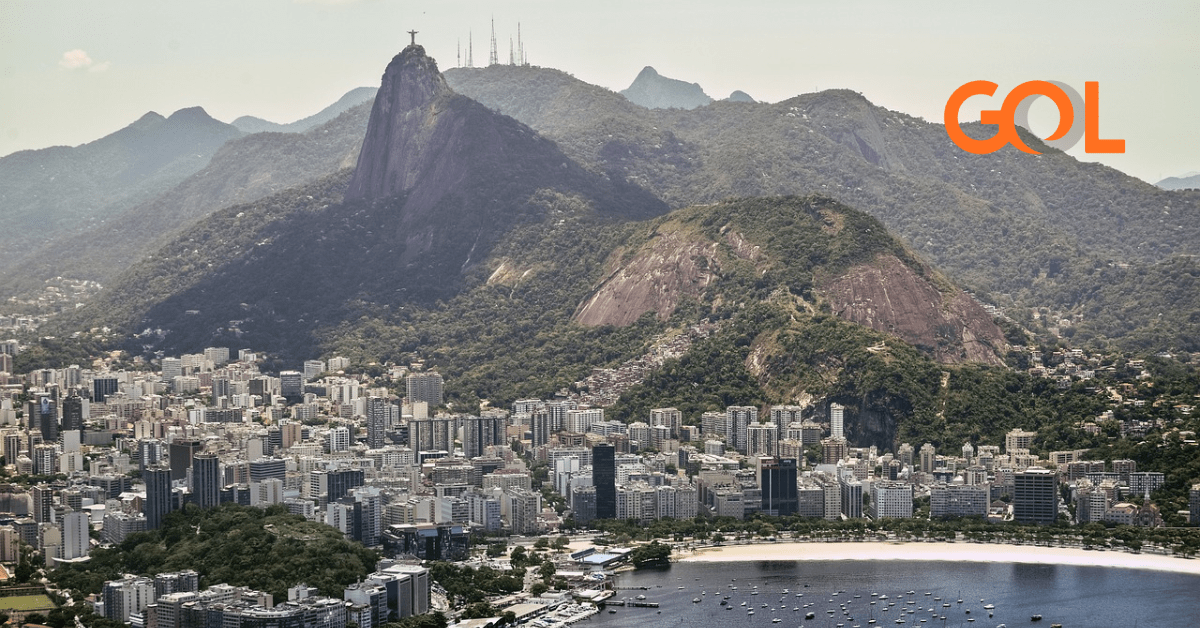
{"left": 676, "top": 540, "right": 1200, "bottom": 576}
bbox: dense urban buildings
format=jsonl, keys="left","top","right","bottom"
{"left": 0, "top": 339, "right": 1193, "bottom": 628}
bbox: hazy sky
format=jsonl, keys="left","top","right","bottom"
{"left": 2, "top": 0, "right": 1197, "bottom": 183}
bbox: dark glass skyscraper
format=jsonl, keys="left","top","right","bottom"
{"left": 144, "top": 466, "right": 173, "bottom": 529}
{"left": 169, "top": 438, "right": 203, "bottom": 481}
{"left": 28, "top": 396, "right": 57, "bottom": 443}
{"left": 92, "top": 377, "right": 119, "bottom": 403}
{"left": 1014, "top": 467, "right": 1059, "bottom": 525}
{"left": 191, "top": 453, "right": 221, "bottom": 509}
{"left": 593, "top": 443, "right": 615, "bottom": 520}
{"left": 62, "top": 394, "right": 84, "bottom": 433}
{"left": 758, "top": 457, "right": 798, "bottom": 516}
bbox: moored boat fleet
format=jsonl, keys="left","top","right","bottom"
{"left": 598, "top": 575, "right": 1065, "bottom": 628}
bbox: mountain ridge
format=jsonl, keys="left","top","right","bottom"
{"left": 442, "top": 64, "right": 1200, "bottom": 351}
{"left": 232, "top": 86, "right": 376, "bottom": 134}
{"left": 60, "top": 45, "right": 668, "bottom": 354}
{"left": 0, "top": 106, "right": 242, "bottom": 274}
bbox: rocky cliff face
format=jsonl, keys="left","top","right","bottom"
{"left": 346, "top": 45, "right": 456, "bottom": 202}
{"left": 345, "top": 44, "right": 666, "bottom": 269}
{"left": 821, "top": 255, "right": 1007, "bottom": 365}
{"left": 574, "top": 232, "right": 719, "bottom": 326}
{"left": 572, "top": 197, "right": 1006, "bottom": 367}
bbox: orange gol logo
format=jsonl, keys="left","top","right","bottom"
{"left": 944, "top": 81, "right": 1125, "bottom": 155}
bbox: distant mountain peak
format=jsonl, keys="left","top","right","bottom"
{"left": 133, "top": 111, "right": 167, "bottom": 125}
{"left": 375, "top": 44, "right": 450, "bottom": 114}
{"left": 620, "top": 65, "right": 712, "bottom": 110}
{"left": 726, "top": 90, "right": 755, "bottom": 103}
{"left": 167, "top": 106, "right": 215, "bottom": 123}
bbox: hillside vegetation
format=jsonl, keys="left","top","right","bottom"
{"left": 50, "top": 503, "right": 379, "bottom": 602}
{"left": 444, "top": 65, "right": 1200, "bottom": 352}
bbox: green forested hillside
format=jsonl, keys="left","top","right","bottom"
{"left": 50, "top": 504, "right": 378, "bottom": 601}
{"left": 445, "top": 66, "right": 1200, "bottom": 352}
{"left": 0, "top": 108, "right": 242, "bottom": 280}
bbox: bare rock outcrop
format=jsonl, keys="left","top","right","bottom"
{"left": 821, "top": 255, "right": 1006, "bottom": 365}
{"left": 574, "top": 233, "right": 718, "bottom": 327}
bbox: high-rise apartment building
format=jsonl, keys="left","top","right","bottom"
{"left": 746, "top": 422, "right": 778, "bottom": 457}
{"left": 1005, "top": 428, "right": 1037, "bottom": 454}
{"left": 649, "top": 408, "right": 682, "bottom": 438}
{"left": 727, "top": 406, "right": 757, "bottom": 452}
{"left": 303, "top": 359, "right": 326, "bottom": 382}
{"left": 405, "top": 372, "right": 444, "bottom": 406}
{"left": 462, "top": 415, "right": 506, "bottom": 459}
{"left": 829, "top": 402, "right": 845, "bottom": 440}
{"left": 870, "top": 481, "right": 913, "bottom": 519}
{"left": 366, "top": 397, "right": 392, "bottom": 450}
{"left": 919, "top": 443, "right": 937, "bottom": 474}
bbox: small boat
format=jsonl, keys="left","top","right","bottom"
{"left": 983, "top": 604, "right": 994, "bottom": 610}
{"left": 636, "top": 595, "right": 645, "bottom": 600}
{"left": 772, "top": 619, "right": 781, "bottom": 624}
{"left": 608, "top": 610, "right": 616, "bottom": 614}
{"left": 692, "top": 598, "right": 700, "bottom": 603}
{"left": 1031, "top": 615, "right": 1043, "bottom": 621}
{"left": 748, "top": 610, "right": 754, "bottom": 615}
{"left": 807, "top": 612, "right": 816, "bottom": 619}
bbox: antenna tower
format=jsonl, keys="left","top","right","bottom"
{"left": 489, "top": 18, "right": 498, "bottom": 66}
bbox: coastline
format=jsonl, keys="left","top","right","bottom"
{"left": 676, "top": 540, "right": 1200, "bottom": 576}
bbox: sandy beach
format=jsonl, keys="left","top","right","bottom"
{"left": 677, "top": 540, "right": 1200, "bottom": 576}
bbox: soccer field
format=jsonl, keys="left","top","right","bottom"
{"left": 0, "top": 594, "right": 54, "bottom": 611}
